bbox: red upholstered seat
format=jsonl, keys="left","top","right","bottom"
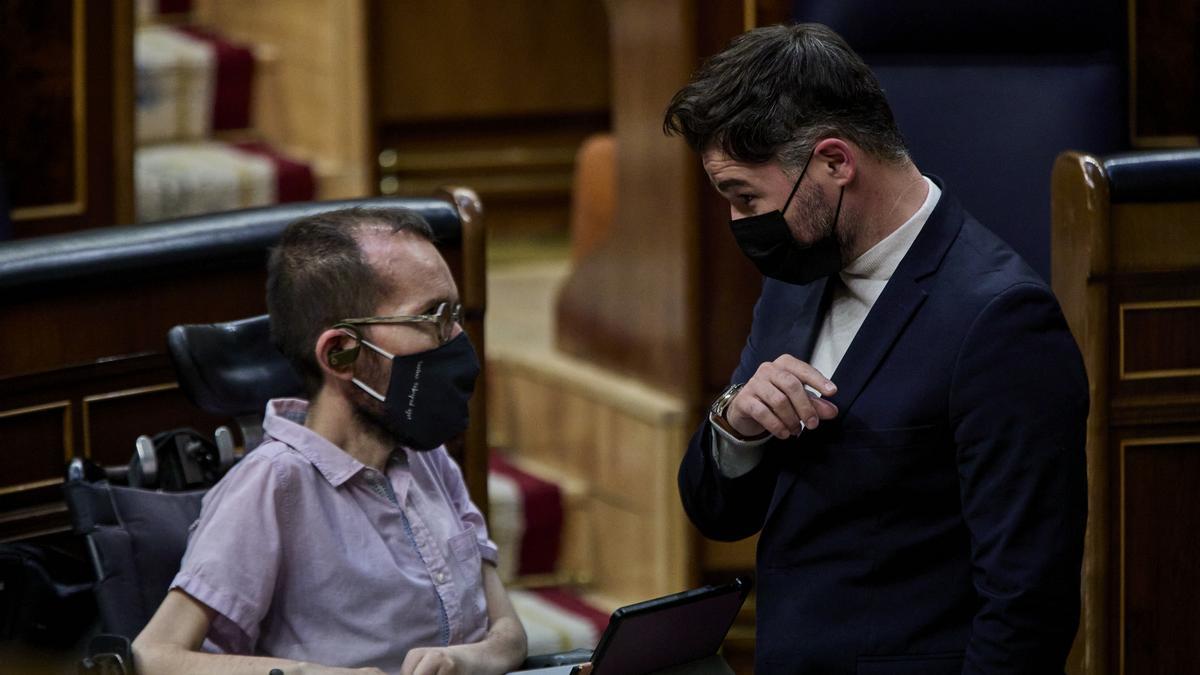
{"left": 489, "top": 450, "right": 609, "bottom": 653}
{"left": 134, "top": 19, "right": 316, "bottom": 222}
{"left": 489, "top": 452, "right": 564, "bottom": 577}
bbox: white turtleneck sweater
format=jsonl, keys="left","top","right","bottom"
{"left": 712, "top": 177, "right": 941, "bottom": 477}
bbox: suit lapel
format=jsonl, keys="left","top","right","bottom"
{"left": 764, "top": 177, "right": 964, "bottom": 523}
{"left": 825, "top": 278, "right": 927, "bottom": 413}
{"left": 826, "top": 176, "right": 963, "bottom": 414}
{"left": 785, "top": 276, "right": 831, "bottom": 362}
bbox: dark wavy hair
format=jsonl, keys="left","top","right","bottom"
{"left": 664, "top": 23, "right": 907, "bottom": 168}
{"left": 266, "top": 207, "right": 434, "bottom": 397}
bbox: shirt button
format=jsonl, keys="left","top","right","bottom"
{"left": 435, "top": 572, "right": 447, "bottom": 584}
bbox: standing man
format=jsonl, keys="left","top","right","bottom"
{"left": 133, "top": 208, "right": 527, "bottom": 674}
{"left": 666, "top": 24, "right": 1087, "bottom": 674}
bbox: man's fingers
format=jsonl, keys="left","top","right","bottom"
{"left": 757, "top": 382, "right": 804, "bottom": 433}
{"left": 409, "top": 652, "right": 454, "bottom": 675}
{"left": 766, "top": 369, "right": 820, "bottom": 432}
{"left": 738, "top": 393, "right": 792, "bottom": 439}
{"left": 773, "top": 354, "right": 838, "bottom": 396}
{"left": 400, "top": 649, "right": 430, "bottom": 675}
{"left": 727, "top": 359, "right": 840, "bottom": 439}
{"left": 401, "top": 649, "right": 438, "bottom": 675}
{"left": 758, "top": 366, "right": 839, "bottom": 432}
{"left": 812, "top": 395, "right": 839, "bottom": 420}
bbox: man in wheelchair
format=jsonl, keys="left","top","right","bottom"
{"left": 133, "top": 208, "right": 527, "bottom": 674}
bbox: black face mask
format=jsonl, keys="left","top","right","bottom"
{"left": 351, "top": 332, "right": 480, "bottom": 451}
{"left": 730, "top": 150, "right": 845, "bottom": 285}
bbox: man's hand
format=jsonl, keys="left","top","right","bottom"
{"left": 726, "top": 355, "right": 839, "bottom": 439}
{"left": 400, "top": 647, "right": 462, "bottom": 675}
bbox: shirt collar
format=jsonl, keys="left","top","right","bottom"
{"left": 261, "top": 398, "right": 365, "bottom": 488}
{"left": 842, "top": 176, "right": 941, "bottom": 281}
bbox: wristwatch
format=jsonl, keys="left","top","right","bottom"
{"left": 710, "top": 383, "right": 772, "bottom": 442}
{"left": 710, "top": 382, "right": 745, "bottom": 421}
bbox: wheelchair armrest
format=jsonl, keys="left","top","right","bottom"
{"left": 521, "top": 646, "right": 594, "bottom": 669}
{"left": 79, "top": 633, "right": 134, "bottom": 674}
{"left": 66, "top": 457, "right": 129, "bottom": 486}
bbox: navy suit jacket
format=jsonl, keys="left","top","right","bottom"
{"left": 679, "top": 182, "right": 1088, "bottom": 674}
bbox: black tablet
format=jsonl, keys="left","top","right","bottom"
{"left": 588, "top": 576, "right": 752, "bottom": 675}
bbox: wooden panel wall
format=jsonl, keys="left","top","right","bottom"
{"left": 1130, "top": 0, "right": 1200, "bottom": 146}
{"left": 1118, "top": 436, "right": 1200, "bottom": 674}
{"left": 370, "top": 1, "right": 608, "bottom": 122}
{"left": 192, "top": 0, "right": 372, "bottom": 199}
{"left": 0, "top": 265, "right": 265, "bottom": 542}
{"left": 1052, "top": 152, "right": 1200, "bottom": 675}
{"left": 368, "top": 0, "right": 610, "bottom": 237}
{"left": 0, "top": 0, "right": 134, "bottom": 238}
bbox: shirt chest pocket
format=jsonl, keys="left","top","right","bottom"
{"left": 449, "top": 527, "right": 482, "bottom": 567}
{"left": 447, "top": 526, "right": 489, "bottom": 638}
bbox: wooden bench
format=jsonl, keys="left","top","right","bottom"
{"left": 1052, "top": 149, "right": 1200, "bottom": 675}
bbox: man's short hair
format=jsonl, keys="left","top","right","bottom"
{"left": 663, "top": 23, "right": 908, "bottom": 168}
{"left": 266, "top": 207, "right": 435, "bottom": 397}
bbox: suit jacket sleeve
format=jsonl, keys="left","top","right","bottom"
{"left": 678, "top": 294, "right": 783, "bottom": 543}
{"left": 951, "top": 282, "right": 1089, "bottom": 673}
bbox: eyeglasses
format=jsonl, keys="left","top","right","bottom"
{"left": 336, "top": 301, "right": 462, "bottom": 346}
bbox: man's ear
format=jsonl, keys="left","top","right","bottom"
{"left": 812, "top": 138, "right": 855, "bottom": 186}
{"left": 314, "top": 328, "right": 358, "bottom": 381}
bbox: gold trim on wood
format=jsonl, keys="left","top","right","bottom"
{"left": 0, "top": 400, "right": 74, "bottom": 464}
{"left": 81, "top": 383, "right": 178, "bottom": 458}
{"left": 1127, "top": 0, "right": 1200, "bottom": 148}
{"left": 12, "top": 203, "right": 88, "bottom": 220}
{"left": 0, "top": 478, "right": 64, "bottom": 497}
{"left": 378, "top": 147, "right": 578, "bottom": 173}
{"left": 384, "top": 175, "right": 572, "bottom": 198}
{"left": 0, "top": 502, "right": 67, "bottom": 525}
{"left": 1131, "top": 135, "right": 1200, "bottom": 149}
{"left": 10, "top": 0, "right": 89, "bottom": 221}
{"left": 0, "top": 525, "right": 73, "bottom": 544}
{"left": 1118, "top": 435, "right": 1200, "bottom": 675}
{"left": 743, "top": 0, "right": 757, "bottom": 30}
{"left": 0, "top": 400, "right": 72, "bottom": 419}
{"left": 0, "top": 503, "right": 72, "bottom": 544}
{"left": 1118, "top": 300, "right": 1200, "bottom": 380}
{"left": 112, "top": 0, "right": 136, "bottom": 224}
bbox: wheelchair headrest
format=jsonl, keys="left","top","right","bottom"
{"left": 168, "top": 314, "right": 304, "bottom": 418}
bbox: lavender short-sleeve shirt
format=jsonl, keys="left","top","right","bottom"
{"left": 171, "top": 399, "right": 497, "bottom": 672}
